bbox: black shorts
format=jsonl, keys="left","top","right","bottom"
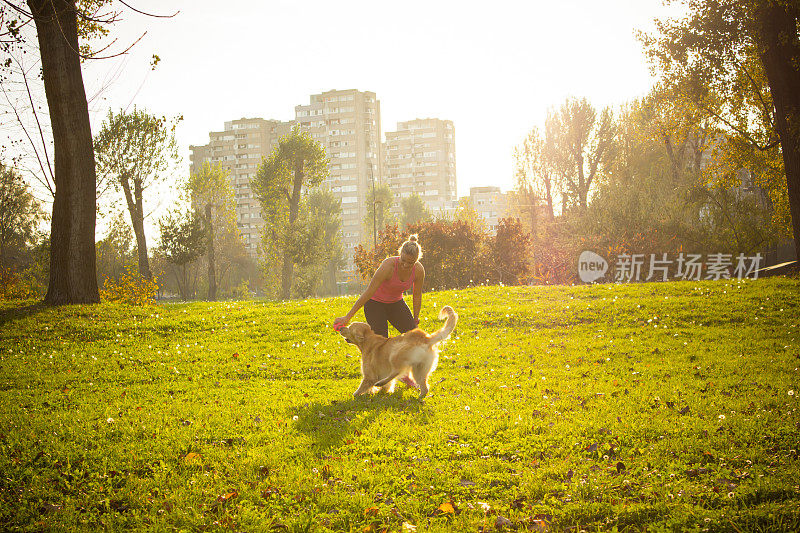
{"left": 364, "top": 298, "right": 415, "bottom": 338}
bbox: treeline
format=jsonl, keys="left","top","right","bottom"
{"left": 509, "top": 87, "right": 789, "bottom": 283}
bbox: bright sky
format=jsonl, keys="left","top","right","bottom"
{"left": 81, "top": 0, "right": 680, "bottom": 199}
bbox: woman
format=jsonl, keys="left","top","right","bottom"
{"left": 333, "top": 234, "right": 425, "bottom": 336}
{"left": 333, "top": 235, "right": 426, "bottom": 387}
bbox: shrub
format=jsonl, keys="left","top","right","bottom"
{"left": 235, "top": 280, "right": 253, "bottom": 300}
{"left": 354, "top": 218, "right": 532, "bottom": 290}
{"left": 0, "top": 267, "right": 46, "bottom": 300}
{"left": 100, "top": 267, "right": 159, "bottom": 305}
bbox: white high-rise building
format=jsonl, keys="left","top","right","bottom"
{"left": 384, "top": 118, "right": 457, "bottom": 217}
{"left": 189, "top": 118, "right": 293, "bottom": 256}
{"left": 295, "top": 89, "right": 382, "bottom": 280}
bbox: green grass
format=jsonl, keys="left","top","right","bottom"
{"left": 0, "top": 278, "right": 799, "bottom": 532}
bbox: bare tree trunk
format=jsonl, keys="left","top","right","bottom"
{"left": 132, "top": 210, "right": 151, "bottom": 279}
{"left": 132, "top": 182, "right": 151, "bottom": 279}
{"left": 119, "top": 175, "right": 151, "bottom": 279}
{"left": 758, "top": 3, "right": 800, "bottom": 261}
{"left": 30, "top": 0, "right": 99, "bottom": 304}
{"left": 206, "top": 203, "right": 216, "bottom": 301}
{"left": 281, "top": 166, "right": 304, "bottom": 299}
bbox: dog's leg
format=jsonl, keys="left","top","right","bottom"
{"left": 374, "top": 371, "right": 401, "bottom": 388}
{"left": 411, "top": 360, "right": 434, "bottom": 399}
{"left": 353, "top": 378, "right": 375, "bottom": 396}
{"left": 379, "top": 379, "right": 396, "bottom": 394}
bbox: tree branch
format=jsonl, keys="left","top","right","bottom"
{"left": 117, "top": 0, "right": 179, "bottom": 19}
{"left": 698, "top": 100, "right": 780, "bottom": 151}
{"left": 0, "top": 65, "right": 54, "bottom": 196}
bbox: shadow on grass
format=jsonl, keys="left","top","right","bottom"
{"left": 294, "top": 391, "right": 428, "bottom": 453}
{"left": 0, "top": 301, "right": 47, "bottom": 328}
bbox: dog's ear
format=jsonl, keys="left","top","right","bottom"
{"left": 347, "top": 323, "right": 371, "bottom": 345}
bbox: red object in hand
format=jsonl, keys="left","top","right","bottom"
{"left": 333, "top": 322, "right": 345, "bottom": 332}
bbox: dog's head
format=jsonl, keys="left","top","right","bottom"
{"left": 337, "top": 322, "right": 372, "bottom": 347}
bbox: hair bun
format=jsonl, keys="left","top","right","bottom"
{"left": 408, "top": 234, "right": 418, "bottom": 243}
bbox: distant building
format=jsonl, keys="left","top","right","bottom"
{"left": 295, "top": 89, "right": 382, "bottom": 281}
{"left": 465, "top": 186, "right": 509, "bottom": 233}
{"left": 384, "top": 118, "right": 457, "bottom": 217}
{"left": 189, "top": 117, "right": 293, "bottom": 256}
{"left": 188, "top": 91, "right": 465, "bottom": 290}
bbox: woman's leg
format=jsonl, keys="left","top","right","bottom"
{"left": 386, "top": 299, "right": 416, "bottom": 334}
{"left": 363, "top": 299, "right": 389, "bottom": 337}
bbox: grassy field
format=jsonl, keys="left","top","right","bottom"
{"left": 0, "top": 278, "right": 798, "bottom": 532}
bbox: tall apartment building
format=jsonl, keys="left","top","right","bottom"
{"left": 189, "top": 118, "right": 293, "bottom": 256}
{"left": 466, "top": 186, "right": 509, "bottom": 233}
{"left": 294, "top": 89, "right": 382, "bottom": 277}
{"left": 384, "top": 118, "right": 457, "bottom": 216}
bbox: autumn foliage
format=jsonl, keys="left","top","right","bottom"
{"left": 99, "top": 266, "right": 159, "bottom": 306}
{"left": 0, "top": 267, "right": 46, "bottom": 300}
{"left": 353, "top": 217, "right": 531, "bottom": 290}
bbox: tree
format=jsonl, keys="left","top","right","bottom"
{"left": 513, "top": 126, "right": 556, "bottom": 233}
{"left": 0, "top": 163, "right": 43, "bottom": 268}
{"left": 364, "top": 182, "right": 396, "bottom": 242}
{"left": 298, "top": 189, "right": 344, "bottom": 297}
{"left": 643, "top": 0, "right": 800, "bottom": 260}
{"left": 158, "top": 208, "right": 206, "bottom": 300}
{"left": 252, "top": 127, "right": 328, "bottom": 299}
{"left": 400, "top": 194, "right": 432, "bottom": 229}
{"left": 353, "top": 224, "right": 406, "bottom": 283}
{"left": 186, "top": 162, "right": 245, "bottom": 301}
{"left": 453, "top": 197, "right": 485, "bottom": 227}
{"left": 488, "top": 217, "right": 532, "bottom": 285}
{"left": 353, "top": 219, "right": 490, "bottom": 290}
{"left": 7, "top": 1, "right": 102, "bottom": 303}
{"left": 405, "top": 219, "right": 488, "bottom": 290}
{"left": 546, "top": 97, "right": 616, "bottom": 211}
{"left": 94, "top": 106, "right": 179, "bottom": 280}
{"left": 95, "top": 210, "right": 136, "bottom": 285}
{"left": 1, "top": 1, "right": 175, "bottom": 304}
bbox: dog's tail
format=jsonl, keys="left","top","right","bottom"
{"left": 427, "top": 306, "right": 457, "bottom": 346}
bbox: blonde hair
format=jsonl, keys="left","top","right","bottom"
{"left": 398, "top": 234, "right": 423, "bottom": 261}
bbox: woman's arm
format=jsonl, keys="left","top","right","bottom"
{"left": 334, "top": 260, "right": 391, "bottom": 326}
{"left": 412, "top": 263, "right": 425, "bottom": 325}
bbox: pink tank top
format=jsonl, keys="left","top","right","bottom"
{"left": 371, "top": 257, "right": 416, "bottom": 303}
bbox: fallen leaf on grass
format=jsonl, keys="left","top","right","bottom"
{"left": 530, "top": 514, "right": 553, "bottom": 531}
{"left": 401, "top": 522, "right": 417, "bottom": 532}
{"left": 217, "top": 491, "right": 238, "bottom": 502}
{"left": 183, "top": 452, "right": 202, "bottom": 464}
{"left": 364, "top": 506, "right": 379, "bottom": 517}
{"left": 433, "top": 501, "right": 458, "bottom": 516}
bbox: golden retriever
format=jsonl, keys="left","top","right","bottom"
{"left": 338, "top": 306, "right": 457, "bottom": 399}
